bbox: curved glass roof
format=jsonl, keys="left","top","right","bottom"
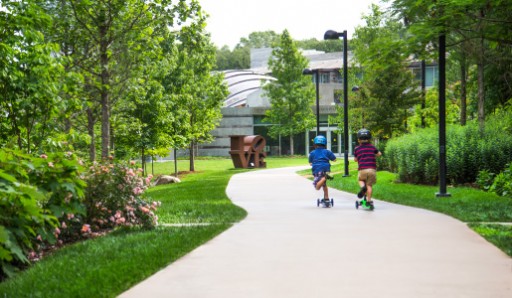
{"left": 222, "top": 70, "right": 276, "bottom": 107}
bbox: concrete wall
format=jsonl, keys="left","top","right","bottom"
{"left": 197, "top": 107, "right": 254, "bottom": 156}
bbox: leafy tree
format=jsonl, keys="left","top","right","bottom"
{"left": 163, "top": 14, "right": 228, "bottom": 171}
{"left": 215, "top": 45, "right": 250, "bottom": 70}
{"left": 389, "top": 0, "right": 512, "bottom": 129}
{"left": 214, "top": 31, "right": 280, "bottom": 70}
{"left": 41, "top": 0, "right": 202, "bottom": 161}
{"left": 408, "top": 87, "right": 460, "bottom": 131}
{"left": 296, "top": 38, "right": 344, "bottom": 53}
{"left": 263, "top": 30, "right": 315, "bottom": 155}
{"left": 0, "top": 1, "right": 64, "bottom": 152}
{"left": 238, "top": 31, "right": 281, "bottom": 48}
{"left": 352, "top": 4, "right": 420, "bottom": 138}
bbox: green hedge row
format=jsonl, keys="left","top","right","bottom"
{"left": 384, "top": 108, "right": 512, "bottom": 185}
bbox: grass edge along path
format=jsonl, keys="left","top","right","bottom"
{"left": 0, "top": 225, "right": 230, "bottom": 298}
{"left": 302, "top": 163, "right": 512, "bottom": 258}
{"left": 0, "top": 157, "right": 308, "bottom": 298}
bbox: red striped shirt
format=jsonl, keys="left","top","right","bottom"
{"left": 354, "top": 143, "right": 378, "bottom": 170}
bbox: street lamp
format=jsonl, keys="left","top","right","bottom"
{"left": 302, "top": 68, "right": 320, "bottom": 135}
{"left": 324, "top": 30, "right": 349, "bottom": 177}
{"left": 436, "top": 34, "right": 451, "bottom": 197}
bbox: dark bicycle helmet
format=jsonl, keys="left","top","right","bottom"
{"left": 313, "top": 135, "right": 327, "bottom": 146}
{"left": 357, "top": 129, "right": 372, "bottom": 140}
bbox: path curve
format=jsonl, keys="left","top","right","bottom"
{"left": 120, "top": 166, "right": 512, "bottom": 298}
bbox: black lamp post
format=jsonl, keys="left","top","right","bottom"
{"left": 324, "top": 30, "right": 349, "bottom": 177}
{"left": 436, "top": 34, "right": 451, "bottom": 197}
{"left": 302, "top": 68, "right": 320, "bottom": 135}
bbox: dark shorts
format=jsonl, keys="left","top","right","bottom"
{"left": 313, "top": 171, "right": 327, "bottom": 187}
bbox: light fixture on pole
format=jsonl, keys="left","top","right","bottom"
{"left": 324, "top": 29, "right": 349, "bottom": 177}
{"left": 302, "top": 68, "right": 320, "bottom": 136}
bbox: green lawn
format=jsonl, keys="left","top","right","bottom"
{"left": 0, "top": 156, "right": 308, "bottom": 298}
{"left": 1, "top": 156, "right": 510, "bottom": 297}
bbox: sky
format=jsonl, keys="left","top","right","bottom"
{"left": 199, "top": 0, "right": 385, "bottom": 49}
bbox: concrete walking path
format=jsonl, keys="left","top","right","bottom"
{"left": 120, "top": 167, "right": 512, "bottom": 297}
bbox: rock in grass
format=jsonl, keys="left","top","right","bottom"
{"left": 154, "top": 175, "right": 181, "bottom": 185}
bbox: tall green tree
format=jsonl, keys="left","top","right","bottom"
{"left": 263, "top": 30, "right": 315, "bottom": 155}
{"left": 352, "top": 4, "right": 420, "bottom": 138}
{"left": 42, "top": 0, "right": 202, "bottom": 161}
{"left": 163, "top": 13, "right": 228, "bottom": 171}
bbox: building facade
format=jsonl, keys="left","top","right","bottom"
{"left": 198, "top": 49, "right": 438, "bottom": 157}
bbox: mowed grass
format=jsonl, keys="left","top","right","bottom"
{"left": 300, "top": 161, "right": 512, "bottom": 257}
{"left": 2, "top": 156, "right": 509, "bottom": 298}
{"left": 0, "top": 225, "right": 230, "bottom": 298}
{"left": 0, "top": 157, "right": 307, "bottom": 298}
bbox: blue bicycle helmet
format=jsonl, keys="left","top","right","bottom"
{"left": 313, "top": 135, "right": 327, "bottom": 146}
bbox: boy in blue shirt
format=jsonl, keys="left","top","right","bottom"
{"left": 309, "top": 135, "right": 336, "bottom": 204}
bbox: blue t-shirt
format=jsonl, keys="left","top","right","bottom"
{"left": 309, "top": 147, "right": 336, "bottom": 174}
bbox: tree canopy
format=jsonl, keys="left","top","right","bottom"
{"left": 263, "top": 30, "right": 316, "bottom": 155}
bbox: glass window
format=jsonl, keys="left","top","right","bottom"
{"left": 331, "top": 71, "right": 342, "bottom": 83}
{"left": 425, "top": 66, "right": 438, "bottom": 87}
{"left": 320, "top": 73, "right": 330, "bottom": 84}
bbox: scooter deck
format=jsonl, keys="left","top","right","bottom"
{"left": 355, "top": 198, "right": 374, "bottom": 211}
{"left": 317, "top": 198, "right": 334, "bottom": 208}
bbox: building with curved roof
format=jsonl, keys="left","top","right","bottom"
{"left": 222, "top": 70, "right": 276, "bottom": 108}
{"left": 197, "top": 48, "right": 439, "bottom": 157}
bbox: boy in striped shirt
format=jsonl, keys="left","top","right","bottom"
{"left": 353, "top": 129, "right": 382, "bottom": 206}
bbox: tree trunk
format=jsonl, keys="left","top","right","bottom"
{"left": 189, "top": 141, "right": 195, "bottom": 171}
{"left": 87, "top": 108, "right": 96, "bottom": 161}
{"left": 460, "top": 53, "right": 467, "bottom": 126}
{"left": 477, "top": 10, "right": 485, "bottom": 131}
{"left": 100, "top": 21, "right": 110, "bottom": 160}
{"left": 477, "top": 38, "right": 485, "bottom": 131}
{"left": 141, "top": 147, "right": 146, "bottom": 176}
{"left": 174, "top": 148, "right": 178, "bottom": 177}
{"left": 289, "top": 135, "right": 294, "bottom": 155}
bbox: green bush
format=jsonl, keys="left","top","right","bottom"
{"left": 384, "top": 128, "right": 438, "bottom": 184}
{"left": 487, "top": 164, "right": 512, "bottom": 197}
{"left": 0, "top": 149, "right": 58, "bottom": 280}
{"left": 476, "top": 169, "right": 496, "bottom": 190}
{"left": 0, "top": 149, "right": 159, "bottom": 282}
{"left": 384, "top": 108, "right": 512, "bottom": 185}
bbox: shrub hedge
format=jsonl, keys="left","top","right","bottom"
{"left": 0, "top": 150, "right": 158, "bottom": 282}
{"left": 384, "top": 108, "right": 512, "bottom": 185}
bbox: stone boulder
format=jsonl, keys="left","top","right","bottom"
{"left": 154, "top": 175, "right": 181, "bottom": 186}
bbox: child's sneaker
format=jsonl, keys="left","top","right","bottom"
{"left": 357, "top": 186, "right": 367, "bottom": 198}
{"left": 325, "top": 172, "right": 334, "bottom": 180}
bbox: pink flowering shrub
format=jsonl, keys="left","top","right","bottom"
{"left": 82, "top": 161, "right": 159, "bottom": 231}
{"left": 0, "top": 149, "right": 159, "bottom": 281}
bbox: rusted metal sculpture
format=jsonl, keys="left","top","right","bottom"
{"left": 229, "top": 135, "right": 267, "bottom": 168}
